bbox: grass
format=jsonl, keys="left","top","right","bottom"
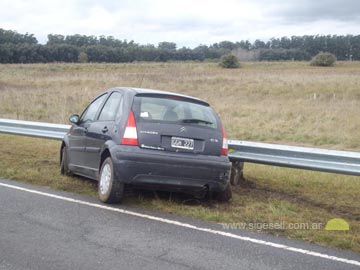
{"left": 0, "top": 61, "right": 359, "bottom": 253}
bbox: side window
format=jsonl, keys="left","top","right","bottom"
{"left": 81, "top": 94, "right": 107, "bottom": 123}
{"left": 115, "top": 97, "right": 124, "bottom": 120}
{"left": 98, "top": 92, "right": 123, "bottom": 121}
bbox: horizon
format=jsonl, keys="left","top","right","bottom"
{"left": 1, "top": 0, "right": 359, "bottom": 48}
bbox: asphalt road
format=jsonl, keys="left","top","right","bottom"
{"left": 0, "top": 178, "right": 359, "bottom": 270}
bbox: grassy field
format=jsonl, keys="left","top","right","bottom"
{"left": 0, "top": 61, "right": 359, "bottom": 253}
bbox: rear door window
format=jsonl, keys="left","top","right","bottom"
{"left": 98, "top": 92, "right": 123, "bottom": 121}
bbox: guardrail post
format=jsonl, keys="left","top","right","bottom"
{"left": 230, "top": 161, "right": 244, "bottom": 186}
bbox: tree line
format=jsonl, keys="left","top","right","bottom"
{"left": 0, "top": 28, "right": 359, "bottom": 63}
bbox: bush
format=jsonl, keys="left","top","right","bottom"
{"left": 310, "top": 52, "right": 336, "bottom": 67}
{"left": 219, "top": 54, "right": 240, "bottom": 68}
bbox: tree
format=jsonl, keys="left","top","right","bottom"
{"left": 158, "top": 42, "right": 176, "bottom": 51}
{"left": 47, "top": 34, "right": 65, "bottom": 45}
{"left": 0, "top": 44, "right": 14, "bottom": 63}
{"left": 253, "top": 39, "right": 267, "bottom": 49}
{"left": 218, "top": 41, "right": 236, "bottom": 50}
{"left": 2, "top": 28, "right": 360, "bottom": 63}
{"left": 0, "top": 29, "right": 37, "bottom": 44}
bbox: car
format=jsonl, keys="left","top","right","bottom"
{"left": 60, "top": 87, "right": 232, "bottom": 203}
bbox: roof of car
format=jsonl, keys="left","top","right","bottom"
{"left": 111, "top": 87, "right": 209, "bottom": 106}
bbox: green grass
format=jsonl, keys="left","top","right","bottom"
{"left": 0, "top": 61, "right": 359, "bottom": 253}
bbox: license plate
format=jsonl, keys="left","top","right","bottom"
{"left": 171, "top": 137, "right": 194, "bottom": 150}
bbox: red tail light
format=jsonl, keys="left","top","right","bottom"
{"left": 121, "top": 111, "right": 138, "bottom": 146}
{"left": 221, "top": 124, "right": 228, "bottom": 156}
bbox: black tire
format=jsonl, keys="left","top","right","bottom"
{"left": 60, "top": 146, "right": 72, "bottom": 176}
{"left": 98, "top": 157, "right": 124, "bottom": 204}
{"left": 215, "top": 184, "right": 232, "bottom": 202}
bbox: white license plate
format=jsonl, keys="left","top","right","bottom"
{"left": 171, "top": 137, "right": 194, "bottom": 150}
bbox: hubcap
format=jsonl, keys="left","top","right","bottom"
{"left": 100, "top": 163, "right": 111, "bottom": 194}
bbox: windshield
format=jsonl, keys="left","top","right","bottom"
{"left": 133, "top": 96, "right": 218, "bottom": 129}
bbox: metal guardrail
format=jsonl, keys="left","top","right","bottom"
{"left": 0, "top": 118, "right": 70, "bottom": 140}
{"left": 0, "top": 118, "right": 360, "bottom": 176}
{"left": 228, "top": 140, "right": 360, "bottom": 176}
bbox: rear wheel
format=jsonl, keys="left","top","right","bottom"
{"left": 98, "top": 157, "right": 124, "bottom": 204}
{"left": 60, "top": 146, "right": 71, "bottom": 176}
{"left": 215, "top": 184, "right": 232, "bottom": 202}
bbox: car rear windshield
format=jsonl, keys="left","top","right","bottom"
{"left": 133, "top": 95, "right": 218, "bottom": 129}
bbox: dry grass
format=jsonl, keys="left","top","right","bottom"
{"left": 1, "top": 61, "right": 360, "bottom": 150}
{"left": 0, "top": 61, "right": 359, "bottom": 253}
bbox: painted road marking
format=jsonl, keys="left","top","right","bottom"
{"left": 0, "top": 182, "right": 359, "bottom": 267}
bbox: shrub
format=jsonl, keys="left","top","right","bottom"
{"left": 219, "top": 54, "right": 240, "bottom": 68}
{"left": 310, "top": 52, "right": 336, "bottom": 67}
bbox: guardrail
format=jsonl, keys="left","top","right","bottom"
{"left": 0, "top": 118, "right": 70, "bottom": 140}
{"left": 228, "top": 140, "right": 360, "bottom": 176}
{"left": 1, "top": 118, "right": 360, "bottom": 176}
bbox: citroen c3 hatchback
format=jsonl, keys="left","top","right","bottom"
{"left": 60, "top": 87, "right": 232, "bottom": 203}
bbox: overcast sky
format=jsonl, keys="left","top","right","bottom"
{"left": 1, "top": 0, "right": 359, "bottom": 47}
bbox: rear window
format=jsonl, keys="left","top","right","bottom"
{"left": 134, "top": 96, "right": 218, "bottom": 129}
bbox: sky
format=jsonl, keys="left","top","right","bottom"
{"left": 1, "top": 0, "right": 359, "bottom": 48}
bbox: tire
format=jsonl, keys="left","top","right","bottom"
{"left": 215, "top": 184, "right": 232, "bottom": 202}
{"left": 60, "top": 146, "right": 72, "bottom": 176}
{"left": 98, "top": 157, "right": 124, "bottom": 204}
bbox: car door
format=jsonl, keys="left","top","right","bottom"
{"left": 68, "top": 93, "right": 107, "bottom": 175}
{"left": 85, "top": 92, "right": 124, "bottom": 174}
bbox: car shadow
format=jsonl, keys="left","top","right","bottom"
{"left": 69, "top": 175, "right": 219, "bottom": 207}
{"left": 125, "top": 188, "right": 219, "bottom": 208}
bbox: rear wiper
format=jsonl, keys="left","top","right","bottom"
{"left": 179, "top": 118, "right": 213, "bottom": 125}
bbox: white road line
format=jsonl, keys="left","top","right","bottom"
{"left": 1, "top": 182, "right": 359, "bottom": 267}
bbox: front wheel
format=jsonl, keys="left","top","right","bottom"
{"left": 98, "top": 157, "right": 124, "bottom": 204}
{"left": 60, "top": 146, "right": 72, "bottom": 176}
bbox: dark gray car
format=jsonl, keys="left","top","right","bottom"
{"left": 60, "top": 87, "right": 231, "bottom": 203}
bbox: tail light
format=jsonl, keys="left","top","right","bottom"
{"left": 121, "top": 111, "right": 138, "bottom": 146}
{"left": 221, "top": 124, "right": 228, "bottom": 156}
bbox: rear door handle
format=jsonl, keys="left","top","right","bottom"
{"left": 102, "top": 126, "right": 108, "bottom": 133}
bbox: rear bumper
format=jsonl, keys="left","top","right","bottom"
{"left": 110, "top": 145, "right": 231, "bottom": 194}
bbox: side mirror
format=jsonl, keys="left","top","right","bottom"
{"left": 69, "top": 114, "right": 80, "bottom": 125}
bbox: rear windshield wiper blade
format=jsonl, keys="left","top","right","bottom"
{"left": 179, "top": 118, "right": 213, "bottom": 125}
